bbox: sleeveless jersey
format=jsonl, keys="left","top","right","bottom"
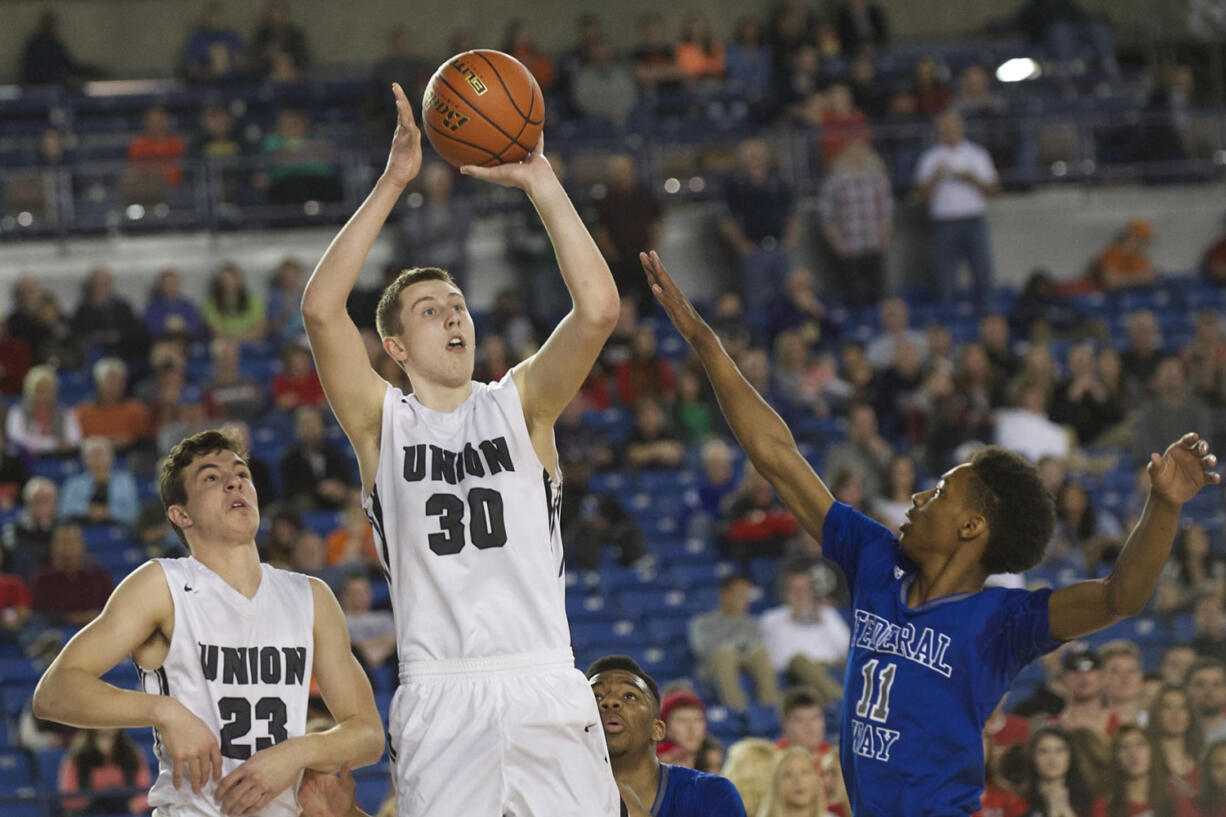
{"left": 361, "top": 372, "right": 570, "bottom": 663}
{"left": 141, "top": 557, "right": 315, "bottom": 817}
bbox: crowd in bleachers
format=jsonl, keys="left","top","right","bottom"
{"left": 1, "top": 0, "right": 1226, "bottom": 815}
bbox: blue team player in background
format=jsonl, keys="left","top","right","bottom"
{"left": 640, "top": 250, "right": 1221, "bottom": 817}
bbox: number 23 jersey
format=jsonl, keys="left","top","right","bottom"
{"left": 362, "top": 372, "right": 570, "bottom": 663}
{"left": 142, "top": 557, "right": 314, "bottom": 817}
{"left": 822, "top": 503, "right": 1062, "bottom": 817}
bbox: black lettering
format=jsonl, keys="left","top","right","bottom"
{"left": 283, "top": 647, "right": 307, "bottom": 686}
{"left": 403, "top": 444, "right": 426, "bottom": 482}
{"left": 431, "top": 445, "right": 457, "bottom": 484}
{"left": 221, "top": 647, "right": 248, "bottom": 684}
{"left": 247, "top": 646, "right": 259, "bottom": 683}
{"left": 479, "top": 437, "right": 514, "bottom": 475}
{"left": 259, "top": 647, "right": 281, "bottom": 684}
{"left": 462, "top": 444, "right": 485, "bottom": 478}
{"left": 199, "top": 643, "right": 218, "bottom": 681}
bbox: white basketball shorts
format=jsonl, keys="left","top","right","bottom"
{"left": 388, "top": 648, "right": 620, "bottom": 816}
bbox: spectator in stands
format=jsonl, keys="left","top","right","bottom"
{"left": 1141, "top": 64, "right": 1194, "bottom": 165}
{"left": 819, "top": 138, "right": 892, "bottom": 309}
{"left": 279, "top": 405, "right": 352, "bottom": 512}
{"left": 675, "top": 14, "right": 725, "bottom": 86}
{"left": 339, "top": 572, "right": 396, "bottom": 683}
{"left": 6, "top": 276, "right": 45, "bottom": 355}
{"left": 915, "top": 110, "right": 1001, "bottom": 311}
{"left": 811, "top": 84, "right": 872, "bottom": 167}
{"left": 251, "top": 0, "right": 310, "bottom": 80}
{"left": 1101, "top": 725, "right": 1181, "bottom": 817}
{"left": 0, "top": 425, "right": 27, "bottom": 514}
{"left": 1202, "top": 215, "right": 1226, "bottom": 285}
{"left": 836, "top": 0, "right": 888, "bottom": 56}
{"left": 7, "top": 365, "right": 82, "bottom": 458}
{"left": 993, "top": 378, "right": 1071, "bottom": 463}
{"left": 910, "top": 56, "right": 953, "bottom": 117}
{"left": 1050, "top": 341, "right": 1121, "bottom": 446}
{"left": 144, "top": 268, "right": 203, "bottom": 341}
{"left": 1101, "top": 641, "right": 1147, "bottom": 728}
{"left": 674, "top": 364, "right": 724, "bottom": 442}
{"left": 0, "top": 547, "right": 58, "bottom": 663}
{"left": 723, "top": 464, "right": 799, "bottom": 560}
{"left": 617, "top": 326, "right": 676, "bottom": 406}
{"left": 761, "top": 562, "right": 848, "bottom": 705}
{"left": 57, "top": 727, "right": 151, "bottom": 815}
{"left": 870, "top": 454, "right": 917, "bottom": 533}
{"left": 771, "top": 331, "right": 827, "bottom": 422}
{"left": 504, "top": 19, "right": 558, "bottom": 91}
{"left": 1187, "top": 658, "right": 1226, "bottom": 743}
{"left": 19, "top": 10, "right": 104, "bottom": 88}
{"left": 123, "top": 106, "right": 185, "bottom": 206}
{"left": 623, "top": 397, "right": 685, "bottom": 471}
{"left": 272, "top": 342, "right": 325, "bottom": 412}
{"left": 688, "top": 437, "right": 739, "bottom": 538}
{"left": 557, "top": 416, "right": 645, "bottom": 572}
{"left": 324, "top": 489, "right": 375, "bottom": 567}
{"left": 1155, "top": 524, "right": 1225, "bottom": 617}
{"left": 0, "top": 318, "right": 33, "bottom": 398}
{"left": 1148, "top": 684, "right": 1202, "bottom": 799}
{"left": 725, "top": 16, "right": 773, "bottom": 116}
{"left": 1117, "top": 311, "right": 1162, "bottom": 401}
{"left": 979, "top": 312, "right": 1020, "bottom": 383}
{"left": 847, "top": 53, "right": 891, "bottom": 120}
{"left": 287, "top": 528, "right": 344, "bottom": 589}
{"left": 722, "top": 737, "right": 778, "bottom": 815}
{"left": 1096, "top": 220, "right": 1158, "bottom": 292}
{"left": 767, "top": 267, "right": 836, "bottom": 352}
{"left": 180, "top": 1, "right": 247, "bottom": 82}
{"left": 570, "top": 34, "right": 638, "bottom": 126}
{"left": 631, "top": 12, "right": 682, "bottom": 93}
{"left": 3, "top": 477, "right": 59, "bottom": 579}
{"left": 1193, "top": 594, "right": 1226, "bottom": 664}
{"left": 1162, "top": 645, "right": 1200, "bottom": 687}
{"left": 204, "top": 262, "right": 266, "bottom": 342}
{"left": 260, "top": 107, "right": 342, "bottom": 204}
{"left": 776, "top": 687, "right": 831, "bottom": 765}
{"left": 690, "top": 574, "right": 781, "bottom": 712}
{"left": 58, "top": 436, "right": 139, "bottom": 527}
{"left": 139, "top": 345, "right": 187, "bottom": 434}
{"left": 1199, "top": 740, "right": 1226, "bottom": 817}
{"left": 72, "top": 267, "right": 147, "bottom": 365}
{"left": 154, "top": 386, "right": 207, "bottom": 457}
{"left": 657, "top": 689, "right": 710, "bottom": 767}
{"left": 1051, "top": 479, "right": 1121, "bottom": 573}
{"left": 594, "top": 154, "right": 663, "bottom": 315}
{"left": 874, "top": 338, "right": 926, "bottom": 440}
{"left": 75, "top": 357, "right": 151, "bottom": 454}
{"left": 1011, "top": 0, "right": 1118, "bottom": 74}
{"left": 203, "top": 335, "right": 267, "bottom": 420}
{"left": 720, "top": 138, "right": 803, "bottom": 338}
{"left": 1012, "top": 269, "right": 1090, "bottom": 342}
{"left": 1021, "top": 726, "right": 1095, "bottom": 817}
{"left": 1054, "top": 643, "right": 1116, "bottom": 738}
{"left": 777, "top": 45, "right": 823, "bottom": 125}
{"left": 368, "top": 25, "right": 428, "bottom": 123}
{"left": 758, "top": 746, "right": 827, "bottom": 817}
{"left": 397, "top": 163, "right": 472, "bottom": 285}
{"left": 1131, "top": 357, "right": 1212, "bottom": 466}
{"left": 866, "top": 297, "right": 928, "bottom": 370}
{"left": 32, "top": 523, "right": 111, "bottom": 628}
{"left": 1183, "top": 310, "right": 1226, "bottom": 407}
{"left": 266, "top": 256, "right": 307, "bottom": 344}
{"left": 696, "top": 736, "right": 726, "bottom": 775}
{"left": 825, "top": 402, "right": 894, "bottom": 502}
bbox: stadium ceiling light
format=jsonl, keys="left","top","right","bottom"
{"left": 996, "top": 58, "right": 1041, "bottom": 83}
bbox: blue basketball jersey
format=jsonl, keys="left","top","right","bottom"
{"left": 822, "top": 502, "right": 1063, "bottom": 817}
{"left": 650, "top": 763, "right": 747, "bottom": 817}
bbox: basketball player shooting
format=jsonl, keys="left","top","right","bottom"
{"left": 300, "top": 83, "right": 621, "bottom": 816}
{"left": 639, "top": 250, "right": 1220, "bottom": 817}
{"left": 32, "top": 429, "right": 384, "bottom": 817}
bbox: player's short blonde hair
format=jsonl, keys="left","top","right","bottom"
{"left": 375, "top": 267, "right": 455, "bottom": 339}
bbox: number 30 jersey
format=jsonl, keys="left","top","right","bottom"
{"left": 142, "top": 557, "right": 315, "bottom": 817}
{"left": 362, "top": 371, "right": 570, "bottom": 663}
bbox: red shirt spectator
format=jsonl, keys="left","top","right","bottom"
{"left": 31, "top": 524, "right": 112, "bottom": 627}
{"left": 975, "top": 785, "right": 1027, "bottom": 817}
{"left": 127, "top": 106, "right": 185, "bottom": 187}
{"left": 272, "top": 344, "right": 326, "bottom": 411}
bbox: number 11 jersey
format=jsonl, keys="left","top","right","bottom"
{"left": 362, "top": 371, "right": 570, "bottom": 664}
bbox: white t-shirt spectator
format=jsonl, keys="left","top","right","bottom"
{"left": 760, "top": 604, "right": 851, "bottom": 670}
{"left": 915, "top": 140, "right": 998, "bottom": 220}
{"left": 993, "top": 408, "right": 1071, "bottom": 462}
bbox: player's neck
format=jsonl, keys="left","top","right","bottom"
{"left": 614, "top": 750, "right": 661, "bottom": 808}
{"left": 410, "top": 378, "right": 473, "bottom": 413}
{"left": 191, "top": 542, "right": 263, "bottom": 599}
{"left": 908, "top": 558, "right": 988, "bottom": 606}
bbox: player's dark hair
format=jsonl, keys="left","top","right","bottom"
{"left": 967, "top": 446, "right": 1055, "bottom": 574}
{"left": 375, "top": 267, "right": 455, "bottom": 338}
{"left": 586, "top": 655, "right": 660, "bottom": 709}
{"left": 160, "top": 428, "right": 249, "bottom": 548}
{"left": 780, "top": 686, "right": 824, "bottom": 719}
{"left": 1024, "top": 726, "right": 1095, "bottom": 817}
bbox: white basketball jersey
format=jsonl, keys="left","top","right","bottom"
{"left": 142, "top": 557, "right": 315, "bottom": 817}
{"left": 362, "top": 372, "right": 570, "bottom": 663}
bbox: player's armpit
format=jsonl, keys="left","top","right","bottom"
{"left": 1047, "top": 579, "right": 1125, "bottom": 642}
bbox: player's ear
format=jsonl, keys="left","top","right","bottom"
{"left": 959, "top": 510, "right": 986, "bottom": 541}
{"left": 167, "top": 504, "right": 193, "bottom": 531}
{"left": 650, "top": 718, "right": 666, "bottom": 743}
{"left": 382, "top": 334, "right": 406, "bottom": 363}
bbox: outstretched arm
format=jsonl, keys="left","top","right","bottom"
{"left": 1049, "top": 433, "right": 1219, "bottom": 641}
{"left": 302, "top": 83, "right": 422, "bottom": 492}
{"left": 642, "top": 251, "right": 835, "bottom": 540}
{"left": 463, "top": 137, "right": 620, "bottom": 435}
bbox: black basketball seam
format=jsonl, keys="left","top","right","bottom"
{"left": 472, "top": 51, "right": 545, "bottom": 126}
{"left": 424, "top": 120, "right": 503, "bottom": 163}
{"left": 435, "top": 74, "right": 533, "bottom": 154}
{"left": 502, "top": 76, "right": 538, "bottom": 159}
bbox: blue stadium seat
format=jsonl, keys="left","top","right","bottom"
{"left": 0, "top": 751, "right": 34, "bottom": 795}
{"left": 353, "top": 768, "right": 389, "bottom": 814}
{"left": 571, "top": 618, "right": 641, "bottom": 650}
{"left": 81, "top": 524, "right": 131, "bottom": 550}
{"left": 0, "top": 656, "right": 40, "bottom": 685}
{"left": 1, "top": 683, "right": 34, "bottom": 718}
{"left": 33, "top": 748, "right": 64, "bottom": 791}
{"left": 744, "top": 704, "right": 780, "bottom": 737}
{"left": 618, "top": 587, "right": 693, "bottom": 618}
{"left": 644, "top": 614, "right": 692, "bottom": 645}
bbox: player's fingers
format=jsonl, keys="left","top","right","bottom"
{"left": 189, "top": 756, "right": 205, "bottom": 794}
{"left": 1203, "top": 454, "right": 1217, "bottom": 468}
{"left": 211, "top": 745, "right": 224, "bottom": 782}
{"left": 1180, "top": 432, "right": 1200, "bottom": 447}
{"left": 172, "top": 757, "right": 183, "bottom": 790}
{"left": 215, "top": 767, "right": 239, "bottom": 801}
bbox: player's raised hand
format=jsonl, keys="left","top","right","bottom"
{"left": 384, "top": 82, "right": 422, "bottom": 187}
{"left": 640, "top": 250, "right": 714, "bottom": 347}
{"left": 458, "top": 133, "right": 554, "bottom": 194}
{"left": 1148, "top": 432, "right": 1221, "bottom": 507}
{"left": 299, "top": 764, "right": 356, "bottom": 817}
{"left": 157, "top": 699, "right": 223, "bottom": 794}
{"left": 215, "top": 740, "right": 301, "bottom": 816}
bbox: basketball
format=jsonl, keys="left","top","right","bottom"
{"left": 421, "top": 49, "right": 545, "bottom": 169}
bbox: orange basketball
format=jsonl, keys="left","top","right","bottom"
{"left": 421, "top": 49, "right": 545, "bottom": 168}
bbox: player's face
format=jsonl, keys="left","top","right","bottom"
{"left": 1103, "top": 656, "right": 1142, "bottom": 703}
{"left": 899, "top": 464, "right": 976, "bottom": 558}
{"left": 393, "top": 280, "right": 475, "bottom": 388}
{"left": 1116, "top": 730, "right": 1152, "bottom": 779}
{"left": 784, "top": 705, "right": 825, "bottom": 753}
{"left": 1032, "top": 734, "right": 1071, "bottom": 781}
{"left": 1156, "top": 690, "right": 1191, "bottom": 737}
{"left": 176, "top": 451, "right": 259, "bottom": 543}
{"left": 666, "top": 707, "right": 707, "bottom": 754}
{"left": 779, "top": 754, "right": 820, "bottom": 809}
{"left": 590, "top": 671, "right": 663, "bottom": 757}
